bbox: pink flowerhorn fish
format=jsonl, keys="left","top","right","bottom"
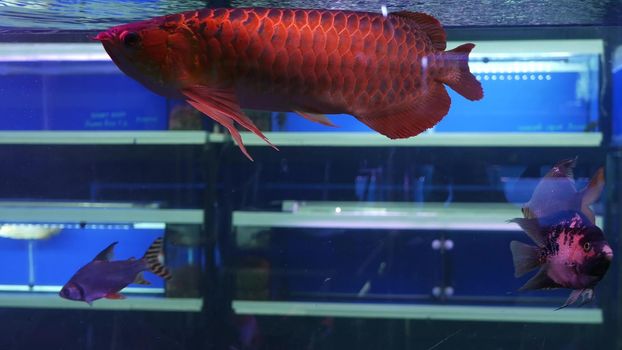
{"left": 94, "top": 7, "right": 483, "bottom": 160}
{"left": 522, "top": 157, "right": 604, "bottom": 225}
{"left": 59, "top": 237, "right": 171, "bottom": 305}
{"left": 510, "top": 211, "right": 613, "bottom": 309}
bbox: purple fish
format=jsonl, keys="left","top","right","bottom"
{"left": 510, "top": 211, "right": 613, "bottom": 309}
{"left": 522, "top": 157, "right": 604, "bottom": 225}
{"left": 59, "top": 237, "right": 171, "bottom": 305}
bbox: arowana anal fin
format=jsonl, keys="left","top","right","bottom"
{"left": 182, "top": 86, "right": 278, "bottom": 161}
{"left": 353, "top": 82, "right": 450, "bottom": 139}
{"left": 390, "top": 12, "right": 446, "bottom": 50}
{"left": 93, "top": 242, "right": 117, "bottom": 261}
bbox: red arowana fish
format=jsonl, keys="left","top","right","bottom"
{"left": 95, "top": 8, "right": 483, "bottom": 160}
{"left": 59, "top": 237, "right": 171, "bottom": 305}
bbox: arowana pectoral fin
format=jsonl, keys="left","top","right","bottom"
{"left": 182, "top": 86, "right": 278, "bottom": 161}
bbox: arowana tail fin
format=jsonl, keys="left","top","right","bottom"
{"left": 440, "top": 43, "right": 484, "bottom": 101}
{"left": 142, "top": 237, "right": 172, "bottom": 280}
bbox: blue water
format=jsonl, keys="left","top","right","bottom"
{"left": 0, "top": 1, "right": 620, "bottom": 350}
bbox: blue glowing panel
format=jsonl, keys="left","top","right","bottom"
{"left": 273, "top": 67, "right": 598, "bottom": 133}
{"left": 33, "top": 225, "right": 164, "bottom": 288}
{"left": 613, "top": 61, "right": 622, "bottom": 144}
{"left": 0, "top": 61, "right": 168, "bottom": 130}
{"left": 45, "top": 73, "right": 168, "bottom": 130}
{"left": 438, "top": 72, "right": 596, "bottom": 132}
{"left": 271, "top": 112, "right": 372, "bottom": 132}
{"left": 0, "top": 74, "right": 44, "bottom": 130}
{"left": 0, "top": 239, "right": 30, "bottom": 285}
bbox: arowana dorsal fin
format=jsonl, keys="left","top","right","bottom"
{"left": 93, "top": 242, "right": 117, "bottom": 261}
{"left": 390, "top": 11, "right": 446, "bottom": 50}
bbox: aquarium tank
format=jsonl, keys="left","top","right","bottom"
{"left": 0, "top": 0, "right": 621, "bottom": 349}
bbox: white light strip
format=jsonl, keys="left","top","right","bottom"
{"left": 0, "top": 284, "right": 30, "bottom": 292}
{"left": 0, "top": 292, "right": 202, "bottom": 311}
{"left": 133, "top": 223, "right": 166, "bottom": 230}
{"left": 0, "top": 40, "right": 602, "bottom": 62}
{"left": 0, "top": 43, "right": 109, "bottom": 62}
{"left": 31, "top": 285, "right": 164, "bottom": 294}
{"left": 469, "top": 61, "right": 589, "bottom": 74}
{"left": 222, "top": 132, "right": 603, "bottom": 148}
{"left": 233, "top": 210, "right": 604, "bottom": 231}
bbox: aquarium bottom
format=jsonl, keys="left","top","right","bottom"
{"left": 232, "top": 300, "right": 602, "bottom": 324}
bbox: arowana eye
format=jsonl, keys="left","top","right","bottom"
{"left": 122, "top": 31, "right": 141, "bottom": 48}
{"left": 583, "top": 242, "right": 592, "bottom": 252}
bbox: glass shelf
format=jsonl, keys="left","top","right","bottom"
{"left": 0, "top": 202, "right": 203, "bottom": 224}
{"left": 232, "top": 300, "right": 602, "bottom": 324}
{"left": 0, "top": 40, "right": 602, "bottom": 62}
{"left": 0, "top": 292, "right": 202, "bottom": 312}
{"left": 211, "top": 132, "right": 602, "bottom": 148}
{"left": 0, "top": 131, "right": 207, "bottom": 145}
{"left": 233, "top": 202, "right": 604, "bottom": 231}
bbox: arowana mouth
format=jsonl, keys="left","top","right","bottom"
{"left": 92, "top": 32, "right": 111, "bottom": 42}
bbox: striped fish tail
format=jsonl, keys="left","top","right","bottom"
{"left": 142, "top": 237, "right": 172, "bottom": 280}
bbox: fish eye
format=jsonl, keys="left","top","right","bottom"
{"left": 122, "top": 31, "right": 141, "bottom": 48}
{"left": 583, "top": 242, "right": 592, "bottom": 252}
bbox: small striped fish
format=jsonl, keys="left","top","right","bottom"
{"left": 59, "top": 237, "right": 171, "bottom": 305}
